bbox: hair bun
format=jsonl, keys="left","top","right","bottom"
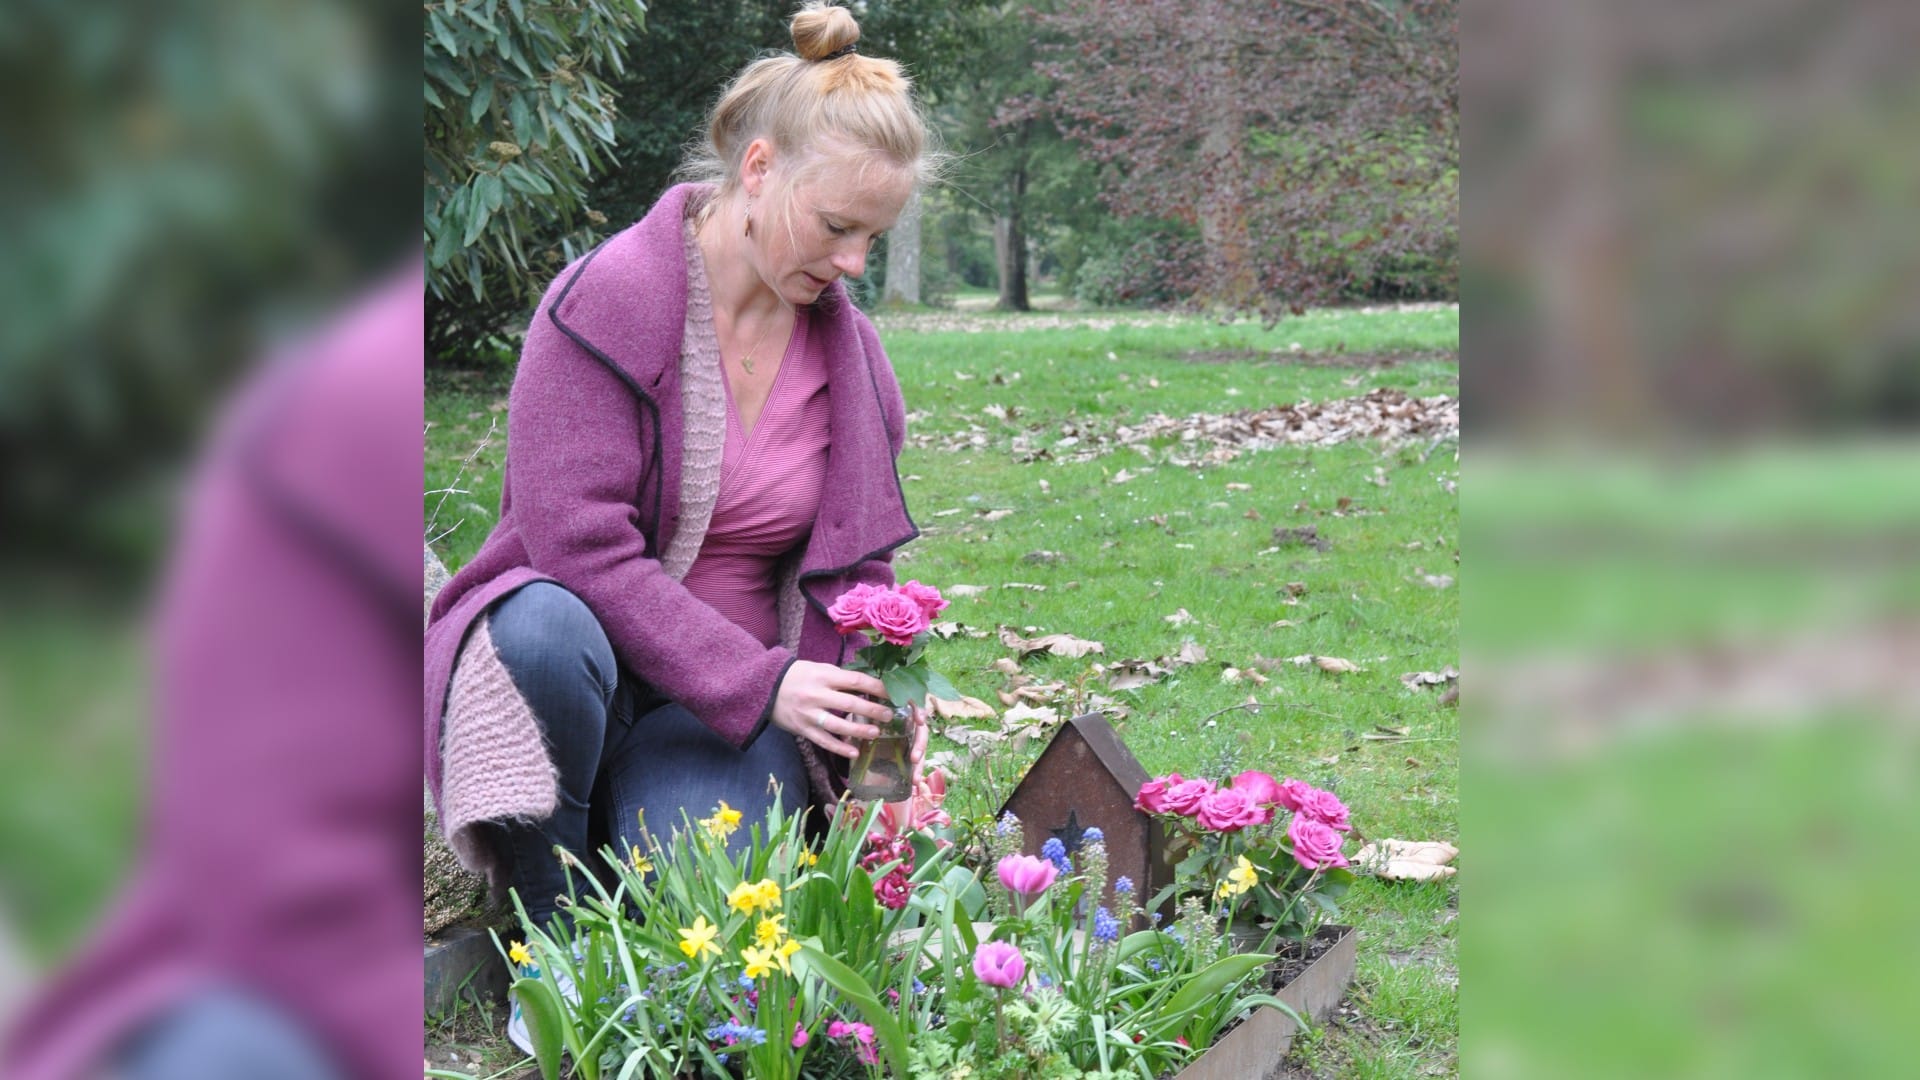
{"left": 790, "top": 1, "right": 860, "bottom": 63}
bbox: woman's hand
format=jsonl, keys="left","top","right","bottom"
{"left": 771, "top": 660, "right": 894, "bottom": 759}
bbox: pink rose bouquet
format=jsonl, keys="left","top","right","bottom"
{"left": 827, "top": 580, "right": 957, "bottom": 710}
{"left": 1135, "top": 766, "right": 1356, "bottom": 942}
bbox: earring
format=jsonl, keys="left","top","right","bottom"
{"left": 743, "top": 197, "right": 753, "bottom": 238}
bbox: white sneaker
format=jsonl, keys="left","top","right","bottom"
{"left": 507, "top": 965, "right": 577, "bottom": 1057}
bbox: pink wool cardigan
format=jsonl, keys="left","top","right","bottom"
{"left": 425, "top": 184, "right": 916, "bottom": 888}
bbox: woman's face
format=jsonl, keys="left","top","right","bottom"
{"left": 749, "top": 146, "right": 914, "bottom": 306}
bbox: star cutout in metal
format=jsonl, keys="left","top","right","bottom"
{"left": 1049, "top": 810, "right": 1091, "bottom": 855}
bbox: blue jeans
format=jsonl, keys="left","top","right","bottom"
{"left": 116, "top": 985, "right": 342, "bottom": 1080}
{"left": 484, "top": 582, "right": 807, "bottom": 928}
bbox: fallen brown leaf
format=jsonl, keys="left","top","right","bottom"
{"left": 1164, "top": 608, "right": 1196, "bottom": 626}
{"left": 946, "top": 584, "right": 989, "bottom": 598}
{"left": 998, "top": 627, "right": 1106, "bottom": 659}
{"left": 929, "top": 695, "right": 998, "bottom": 720}
{"left": 1399, "top": 666, "right": 1460, "bottom": 691}
{"left": 1354, "top": 839, "right": 1459, "bottom": 881}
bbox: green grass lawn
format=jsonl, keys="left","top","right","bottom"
{"left": 426, "top": 303, "right": 1461, "bottom": 1077}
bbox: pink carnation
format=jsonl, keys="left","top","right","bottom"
{"left": 864, "top": 589, "right": 930, "bottom": 646}
{"left": 1299, "top": 788, "right": 1352, "bottom": 832}
{"left": 1134, "top": 773, "right": 1182, "bottom": 814}
{"left": 1274, "top": 778, "right": 1315, "bottom": 813}
{"left": 827, "top": 583, "right": 883, "bottom": 634}
{"left": 1229, "top": 769, "right": 1284, "bottom": 806}
{"left": 1162, "top": 777, "right": 1217, "bottom": 816}
{"left": 898, "top": 580, "right": 950, "bottom": 620}
{"left": 1195, "top": 786, "right": 1270, "bottom": 832}
{"left": 1288, "top": 815, "right": 1349, "bottom": 870}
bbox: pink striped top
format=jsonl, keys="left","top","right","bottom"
{"left": 680, "top": 310, "right": 831, "bottom": 646}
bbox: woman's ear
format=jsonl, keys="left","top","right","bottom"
{"left": 740, "top": 138, "right": 776, "bottom": 198}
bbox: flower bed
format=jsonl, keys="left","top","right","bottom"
{"left": 468, "top": 765, "right": 1355, "bottom": 1080}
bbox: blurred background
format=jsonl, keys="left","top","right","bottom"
{"left": 1466, "top": 0, "right": 1920, "bottom": 1075}
{"left": 423, "top": 0, "right": 1458, "bottom": 368}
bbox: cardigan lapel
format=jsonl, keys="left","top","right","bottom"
{"left": 796, "top": 292, "right": 917, "bottom": 593}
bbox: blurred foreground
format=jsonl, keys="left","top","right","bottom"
{"left": 0, "top": 1, "right": 423, "bottom": 1076}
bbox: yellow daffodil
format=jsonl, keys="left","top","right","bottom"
{"left": 508, "top": 940, "right": 533, "bottom": 968}
{"left": 741, "top": 943, "right": 776, "bottom": 980}
{"left": 1219, "top": 855, "right": 1260, "bottom": 898}
{"left": 755, "top": 914, "right": 787, "bottom": 946}
{"left": 700, "top": 800, "right": 744, "bottom": 838}
{"left": 631, "top": 847, "right": 654, "bottom": 874}
{"left": 775, "top": 937, "right": 802, "bottom": 975}
{"left": 677, "top": 915, "right": 721, "bottom": 959}
{"left": 797, "top": 849, "right": 819, "bottom": 868}
{"left": 728, "top": 877, "right": 783, "bottom": 914}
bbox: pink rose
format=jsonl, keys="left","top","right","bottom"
{"left": 898, "top": 580, "right": 950, "bottom": 620}
{"left": 1134, "top": 773, "right": 1182, "bottom": 814}
{"left": 973, "top": 941, "right": 1027, "bottom": 989}
{"left": 827, "top": 583, "right": 883, "bottom": 634}
{"left": 864, "top": 589, "right": 930, "bottom": 646}
{"left": 1274, "top": 778, "right": 1314, "bottom": 813}
{"left": 1288, "top": 815, "right": 1349, "bottom": 870}
{"left": 1195, "top": 786, "right": 1270, "bottom": 832}
{"left": 1299, "top": 788, "right": 1351, "bottom": 832}
{"left": 1162, "top": 777, "right": 1217, "bottom": 816}
{"left": 1229, "top": 769, "right": 1284, "bottom": 806}
{"left": 996, "top": 853, "right": 1058, "bottom": 899}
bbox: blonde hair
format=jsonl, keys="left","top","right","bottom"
{"left": 680, "top": 2, "right": 937, "bottom": 202}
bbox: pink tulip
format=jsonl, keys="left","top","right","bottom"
{"left": 996, "top": 854, "right": 1058, "bottom": 899}
{"left": 973, "top": 941, "right": 1026, "bottom": 989}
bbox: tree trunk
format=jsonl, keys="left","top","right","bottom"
{"left": 881, "top": 189, "right": 923, "bottom": 306}
{"left": 993, "top": 167, "right": 1030, "bottom": 311}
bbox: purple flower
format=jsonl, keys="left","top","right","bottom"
{"left": 1041, "top": 837, "right": 1072, "bottom": 872}
{"left": 973, "top": 941, "right": 1027, "bottom": 989}
{"left": 1093, "top": 907, "right": 1120, "bottom": 942}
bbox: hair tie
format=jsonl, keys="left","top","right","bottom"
{"left": 820, "top": 42, "right": 857, "bottom": 62}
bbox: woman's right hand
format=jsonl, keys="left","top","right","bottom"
{"left": 771, "top": 660, "right": 894, "bottom": 759}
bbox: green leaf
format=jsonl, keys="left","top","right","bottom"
{"left": 797, "top": 943, "right": 911, "bottom": 1076}
{"left": 507, "top": 0, "right": 525, "bottom": 21}
{"left": 881, "top": 666, "right": 929, "bottom": 709}
{"left": 510, "top": 976, "right": 566, "bottom": 1080}
{"left": 429, "top": 13, "right": 460, "bottom": 60}
{"left": 1156, "top": 953, "right": 1275, "bottom": 1041}
{"left": 423, "top": 81, "right": 445, "bottom": 110}
{"left": 548, "top": 109, "right": 588, "bottom": 169}
{"left": 508, "top": 93, "right": 533, "bottom": 138}
{"left": 925, "top": 669, "right": 958, "bottom": 701}
{"left": 468, "top": 79, "right": 494, "bottom": 125}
